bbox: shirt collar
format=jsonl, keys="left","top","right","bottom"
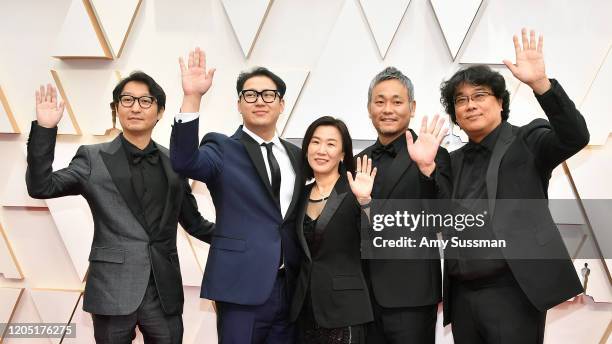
{"left": 241, "top": 125, "right": 283, "bottom": 149}
{"left": 120, "top": 134, "right": 157, "bottom": 155}
{"left": 468, "top": 123, "right": 502, "bottom": 152}
{"left": 375, "top": 130, "right": 407, "bottom": 150}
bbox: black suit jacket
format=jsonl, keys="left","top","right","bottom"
{"left": 358, "top": 130, "right": 452, "bottom": 308}
{"left": 26, "top": 122, "right": 214, "bottom": 315}
{"left": 443, "top": 79, "right": 587, "bottom": 325}
{"left": 290, "top": 176, "right": 373, "bottom": 328}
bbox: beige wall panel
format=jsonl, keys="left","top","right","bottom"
{"left": 190, "top": 182, "right": 215, "bottom": 271}
{"left": 0, "top": 86, "right": 20, "bottom": 133}
{"left": 358, "top": 0, "right": 411, "bottom": 59}
{"left": 221, "top": 0, "right": 272, "bottom": 58}
{"left": 430, "top": 0, "right": 482, "bottom": 60}
{"left": 3, "top": 289, "right": 50, "bottom": 344}
{"left": 283, "top": 0, "right": 385, "bottom": 140}
{"left": 0, "top": 207, "right": 81, "bottom": 290}
{"left": 459, "top": 0, "right": 612, "bottom": 106}
{"left": 89, "top": 0, "right": 142, "bottom": 58}
{"left": 566, "top": 139, "right": 612, "bottom": 199}
{"left": 53, "top": 0, "right": 111, "bottom": 59}
{"left": 0, "top": 222, "right": 23, "bottom": 279}
{"left": 51, "top": 69, "right": 119, "bottom": 135}
{"left": 580, "top": 45, "right": 612, "bottom": 146}
{"left": 0, "top": 0, "right": 69, "bottom": 133}
{"left": 0, "top": 288, "right": 23, "bottom": 340}
{"left": 273, "top": 69, "right": 309, "bottom": 135}
{"left": 544, "top": 298, "right": 612, "bottom": 344}
{"left": 177, "top": 227, "right": 205, "bottom": 287}
{"left": 0, "top": 138, "right": 46, "bottom": 207}
{"left": 566, "top": 140, "right": 612, "bottom": 285}
{"left": 182, "top": 286, "right": 218, "bottom": 343}
{"left": 30, "top": 289, "right": 81, "bottom": 344}
{"left": 60, "top": 295, "right": 96, "bottom": 344}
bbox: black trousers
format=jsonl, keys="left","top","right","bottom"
{"left": 91, "top": 278, "right": 183, "bottom": 344}
{"left": 365, "top": 299, "right": 437, "bottom": 344}
{"left": 449, "top": 271, "right": 546, "bottom": 344}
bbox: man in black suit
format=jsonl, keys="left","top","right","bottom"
{"left": 26, "top": 72, "right": 214, "bottom": 343}
{"left": 358, "top": 67, "right": 452, "bottom": 343}
{"left": 439, "top": 29, "right": 587, "bottom": 344}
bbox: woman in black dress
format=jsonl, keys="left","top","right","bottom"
{"left": 290, "top": 116, "right": 377, "bottom": 344}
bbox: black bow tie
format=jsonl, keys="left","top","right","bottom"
{"left": 372, "top": 144, "right": 397, "bottom": 160}
{"left": 131, "top": 149, "right": 159, "bottom": 165}
{"left": 463, "top": 142, "right": 487, "bottom": 162}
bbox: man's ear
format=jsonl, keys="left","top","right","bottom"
{"left": 409, "top": 100, "right": 417, "bottom": 117}
{"left": 157, "top": 108, "right": 165, "bottom": 122}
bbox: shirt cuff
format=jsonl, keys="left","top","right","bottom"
{"left": 175, "top": 112, "right": 199, "bottom": 123}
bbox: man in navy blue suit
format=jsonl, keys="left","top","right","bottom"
{"left": 170, "top": 47, "right": 304, "bottom": 343}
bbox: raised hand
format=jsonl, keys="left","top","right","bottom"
{"left": 502, "top": 28, "right": 551, "bottom": 94}
{"left": 407, "top": 114, "right": 448, "bottom": 177}
{"left": 179, "top": 47, "right": 216, "bottom": 97}
{"left": 347, "top": 155, "right": 377, "bottom": 205}
{"left": 35, "top": 84, "right": 65, "bottom": 129}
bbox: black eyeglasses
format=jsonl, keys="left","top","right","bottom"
{"left": 454, "top": 91, "right": 493, "bottom": 107}
{"left": 119, "top": 95, "right": 156, "bottom": 109}
{"left": 239, "top": 89, "right": 280, "bottom": 103}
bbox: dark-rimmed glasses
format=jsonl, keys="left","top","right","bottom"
{"left": 454, "top": 91, "right": 493, "bottom": 107}
{"left": 119, "top": 95, "right": 156, "bottom": 109}
{"left": 240, "top": 89, "right": 280, "bottom": 103}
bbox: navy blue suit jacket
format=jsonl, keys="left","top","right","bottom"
{"left": 170, "top": 119, "right": 304, "bottom": 305}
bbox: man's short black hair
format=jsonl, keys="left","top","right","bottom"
{"left": 236, "top": 67, "right": 286, "bottom": 98}
{"left": 112, "top": 71, "right": 166, "bottom": 112}
{"left": 440, "top": 65, "right": 510, "bottom": 124}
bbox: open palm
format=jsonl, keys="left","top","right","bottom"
{"left": 35, "top": 84, "right": 65, "bottom": 128}
{"left": 503, "top": 28, "right": 548, "bottom": 88}
{"left": 179, "top": 47, "right": 216, "bottom": 96}
{"left": 347, "top": 155, "right": 377, "bottom": 202}
{"left": 407, "top": 114, "right": 447, "bottom": 174}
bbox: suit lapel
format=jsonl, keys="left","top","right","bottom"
{"left": 485, "top": 122, "right": 515, "bottom": 216}
{"left": 99, "top": 136, "right": 148, "bottom": 232}
{"left": 156, "top": 148, "right": 180, "bottom": 237}
{"left": 378, "top": 134, "right": 413, "bottom": 200}
{"left": 314, "top": 176, "right": 349, "bottom": 242}
{"left": 451, "top": 149, "right": 465, "bottom": 199}
{"left": 238, "top": 128, "right": 279, "bottom": 209}
{"left": 281, "top": 139, "right": 301, "bottom": 221}
{"left": 297, "top": 183, "right": 312, "bottom": 261}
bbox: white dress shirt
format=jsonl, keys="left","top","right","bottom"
{"left": 175, "top": 113, "right": 296, "bottom": 218}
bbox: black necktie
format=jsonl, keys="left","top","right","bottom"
{"left": 131, "top": 149, "right": 159, "bottom": 165}
{"left": 372, "top": 143, "right": 397, "bottom": 160}
{"left": 261, "top": 142, "right": 281, "bottom": 206}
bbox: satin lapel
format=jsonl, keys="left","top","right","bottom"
{"left": 99, "top": 137, "right": 148, "bottom": 231}
{"left": 451, "top": 149, "right": 465, "bottom": 199}
{"left": 239, "top": 130, "right": 278, "bottom": 208}
{"left": 378, "top": 143, "right": 412, "bottom": 200}
{"left": 485, "top": 122, "right": 515, "bottom": 217}
{"left": 297, "top": 183, "right": 312, "bottom": 261}
{"left": 281, "top": 139, "right": 301, "bottom": 221}
{"left": 156, "top": 148, "right": 181, "bottom": 238}
{"left": 314, "top": 177, "right": 349, "bottom": 238}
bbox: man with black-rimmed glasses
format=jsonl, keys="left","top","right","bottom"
{"left": 26, "top": 71, "right": 215, "bottom": 343}
{"left": 170, "top": 48, "right": 304, "bottom": 343}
